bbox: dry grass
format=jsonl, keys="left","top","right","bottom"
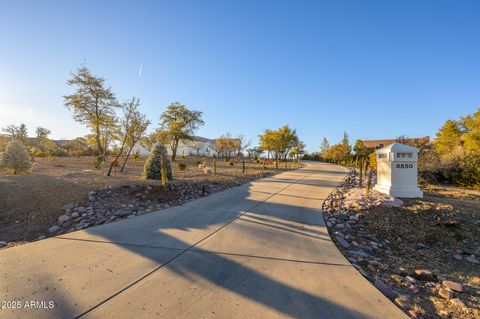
{"left": 0, "top": 155, "right": 293, "bottom": 245}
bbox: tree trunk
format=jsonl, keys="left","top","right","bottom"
{"left": 171, "top": 140, "right": 178, "bottom": 162}
{"left": 120, "top": 145, "right": 134, "bottom": 172}
{"left": 95, "top": 124, "right": 104, "bottom": 161}
{"left": 107, "top": 136, "right": 128, "bottom": 176}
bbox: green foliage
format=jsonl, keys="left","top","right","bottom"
{"left": 341, "top": 131, "right": 352, "bottom": 156}
{"left": 178, "top": 162, "right": 187, "bottom": 170}
{"left": 457, "top": 154, "right": 480, "bottom": 188}
{"left": 421, "top": 108, "right": 480, "bottom": 189}
{"left": 62, "top": 137, "right": 94, "bottom": 156}
{"left": 435, "top": 120, "right": 462, "bottom": 156}
{"left": 143, "top": 143, "right": 173, "bottom": 181}
{"left": 461, "top": 108, "right": 480, "bottom": 154}
{"left": 0, "top": 139, "right": 32, "bottom": 174}
{"left": 159, "top": 102, "right": 204, "bottom": 161}
{"left": 64, "top": 65, "right": 119, "bottom": 158}
{"left": 215, "top": 133, "right": 239, "bottom": 160}
{"left": 354, "top": 139, "right": 367, "bottom": 156}
{"left": 368, "top": 151, "right": 377, "bottom": 171}
{"left": 259, "top": 125, "right": 302, "bottom": 168}
{"left": 322, "top": 143, "right": 345, "bottom": 163}
{"left": 320, "top": 137, "right": 330, "bottom": 154}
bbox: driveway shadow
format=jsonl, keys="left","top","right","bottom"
{"left": 64, "top": 167, "right": 375, "bottom": 318}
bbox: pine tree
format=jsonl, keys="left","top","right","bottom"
{"left": 461, "top": 108, "right": 480, "bottom": 154}
{"left": 143, "top": 144, "right": 173, "bottom": 180}
{"left": 435, "top": 120, "right": 462, "bottom": 156}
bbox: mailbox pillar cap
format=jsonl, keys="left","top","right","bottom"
{"left": 375, "top": 142, "right": 419, "bottom": 154}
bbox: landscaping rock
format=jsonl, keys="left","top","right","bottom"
{"left": 465, "top": 255, "right": 479, "bottom": 264}
{"left": 450, "top": 298, "right": 466, "bottom": 308}
{"left": 408, "top": 310, "right": 424, "bottom": 319}
{"left": 394, "top": 295, "right": 412, "bottom": 309}
{"left": 349, "top": 249, "right": 370, "bottom": 258}
{"left": 114, "top": 209, "right": 131, "bottom": 217}
{"left": 335, "top": 236, "right": 350, "bottom": 248}
{"left": 443, "top": 280, "right": 465, "bottom": 293}
{"left": 63, "top": 203, "right": 74, "bottom": 211}
{"left": 48, "top": 225, "right": 60, "bottom": 233}
{"left": 438, "top": 288, "right": 454, "bottom": 300}
{"left": 375, "top": 278, "right": 398, "bottom": 300}
{"left": 453, "top": 254, "right": 463, "bottom": 261}
{"left": 0, "top": 241, "right": 7, "bottom": 248}
{"left": 405, "top": 276, "right": 417, "bottom": 284}
{"left": 57, "top": 214, "right": 71, "bottom": 224}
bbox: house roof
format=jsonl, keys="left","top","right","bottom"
{"left": 362, "top": 139, "right": 396, "bottom": 149}
{"left": 362, "top": 136, "right": 429, "bottom": 149}
{"left": 377, "top": 142, "right": 420, "bottom": 153}
{"left": 192, "top": 136, "right": 214, "bottom": 143}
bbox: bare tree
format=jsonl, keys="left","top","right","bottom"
{"left": 236, "top": 134, "right": 251, "bottom": 157}
{"left": 120, "top": 104, "right": 150, "bottom": 172}
{"left": 107, "top": 97, "right": 140, "bottom": 176}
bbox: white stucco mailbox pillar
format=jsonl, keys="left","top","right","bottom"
{"left": 374, "top": 143, "right": 423, "bottom": 198}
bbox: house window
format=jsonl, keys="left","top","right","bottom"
{"left": 378, "top": 153, "right": 387, "bottom": 159}
{"left": 397, "top": 152, "right": 413, "bottom": 158}
{"left": 206, "top": 147, "right": 209, "bottom": 153}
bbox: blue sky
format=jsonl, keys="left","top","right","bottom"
{"left": 1, "top": 1, "right": 479, "bottom": 151}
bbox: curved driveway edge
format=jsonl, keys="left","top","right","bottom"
{"left": 0, "top": 162, "right": 407, "bottom": 319}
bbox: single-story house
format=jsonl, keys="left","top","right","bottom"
{"left": 131, "top": 136, "right": 218, "bottom": 157}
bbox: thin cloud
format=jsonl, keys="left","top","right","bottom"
{"left": 138, "top": 63, "right": 143, "bottom": 78}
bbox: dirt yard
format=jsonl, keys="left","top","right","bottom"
{"left": 0, "top": 155, "right": 291, "bottom": 248}
{"left": 324, "top": 174, "right": 480, "bottom": 319}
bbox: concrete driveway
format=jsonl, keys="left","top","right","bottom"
{"left": 0, "top": 162, "right": 407, "bottom": 319}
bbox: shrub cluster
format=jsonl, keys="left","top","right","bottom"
{"left": 0, "top": 139, "right": 32, "bottom": 174}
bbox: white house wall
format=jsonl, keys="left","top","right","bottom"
{"left": 130, "top": 140, "right": 218, "bottom": 157}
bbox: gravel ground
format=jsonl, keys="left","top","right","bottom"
{"left": 324, "top": 172, "right": 480, "bottom": 319}
{"left": 0, "top": 155, "right": 292, "bottom": 247}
